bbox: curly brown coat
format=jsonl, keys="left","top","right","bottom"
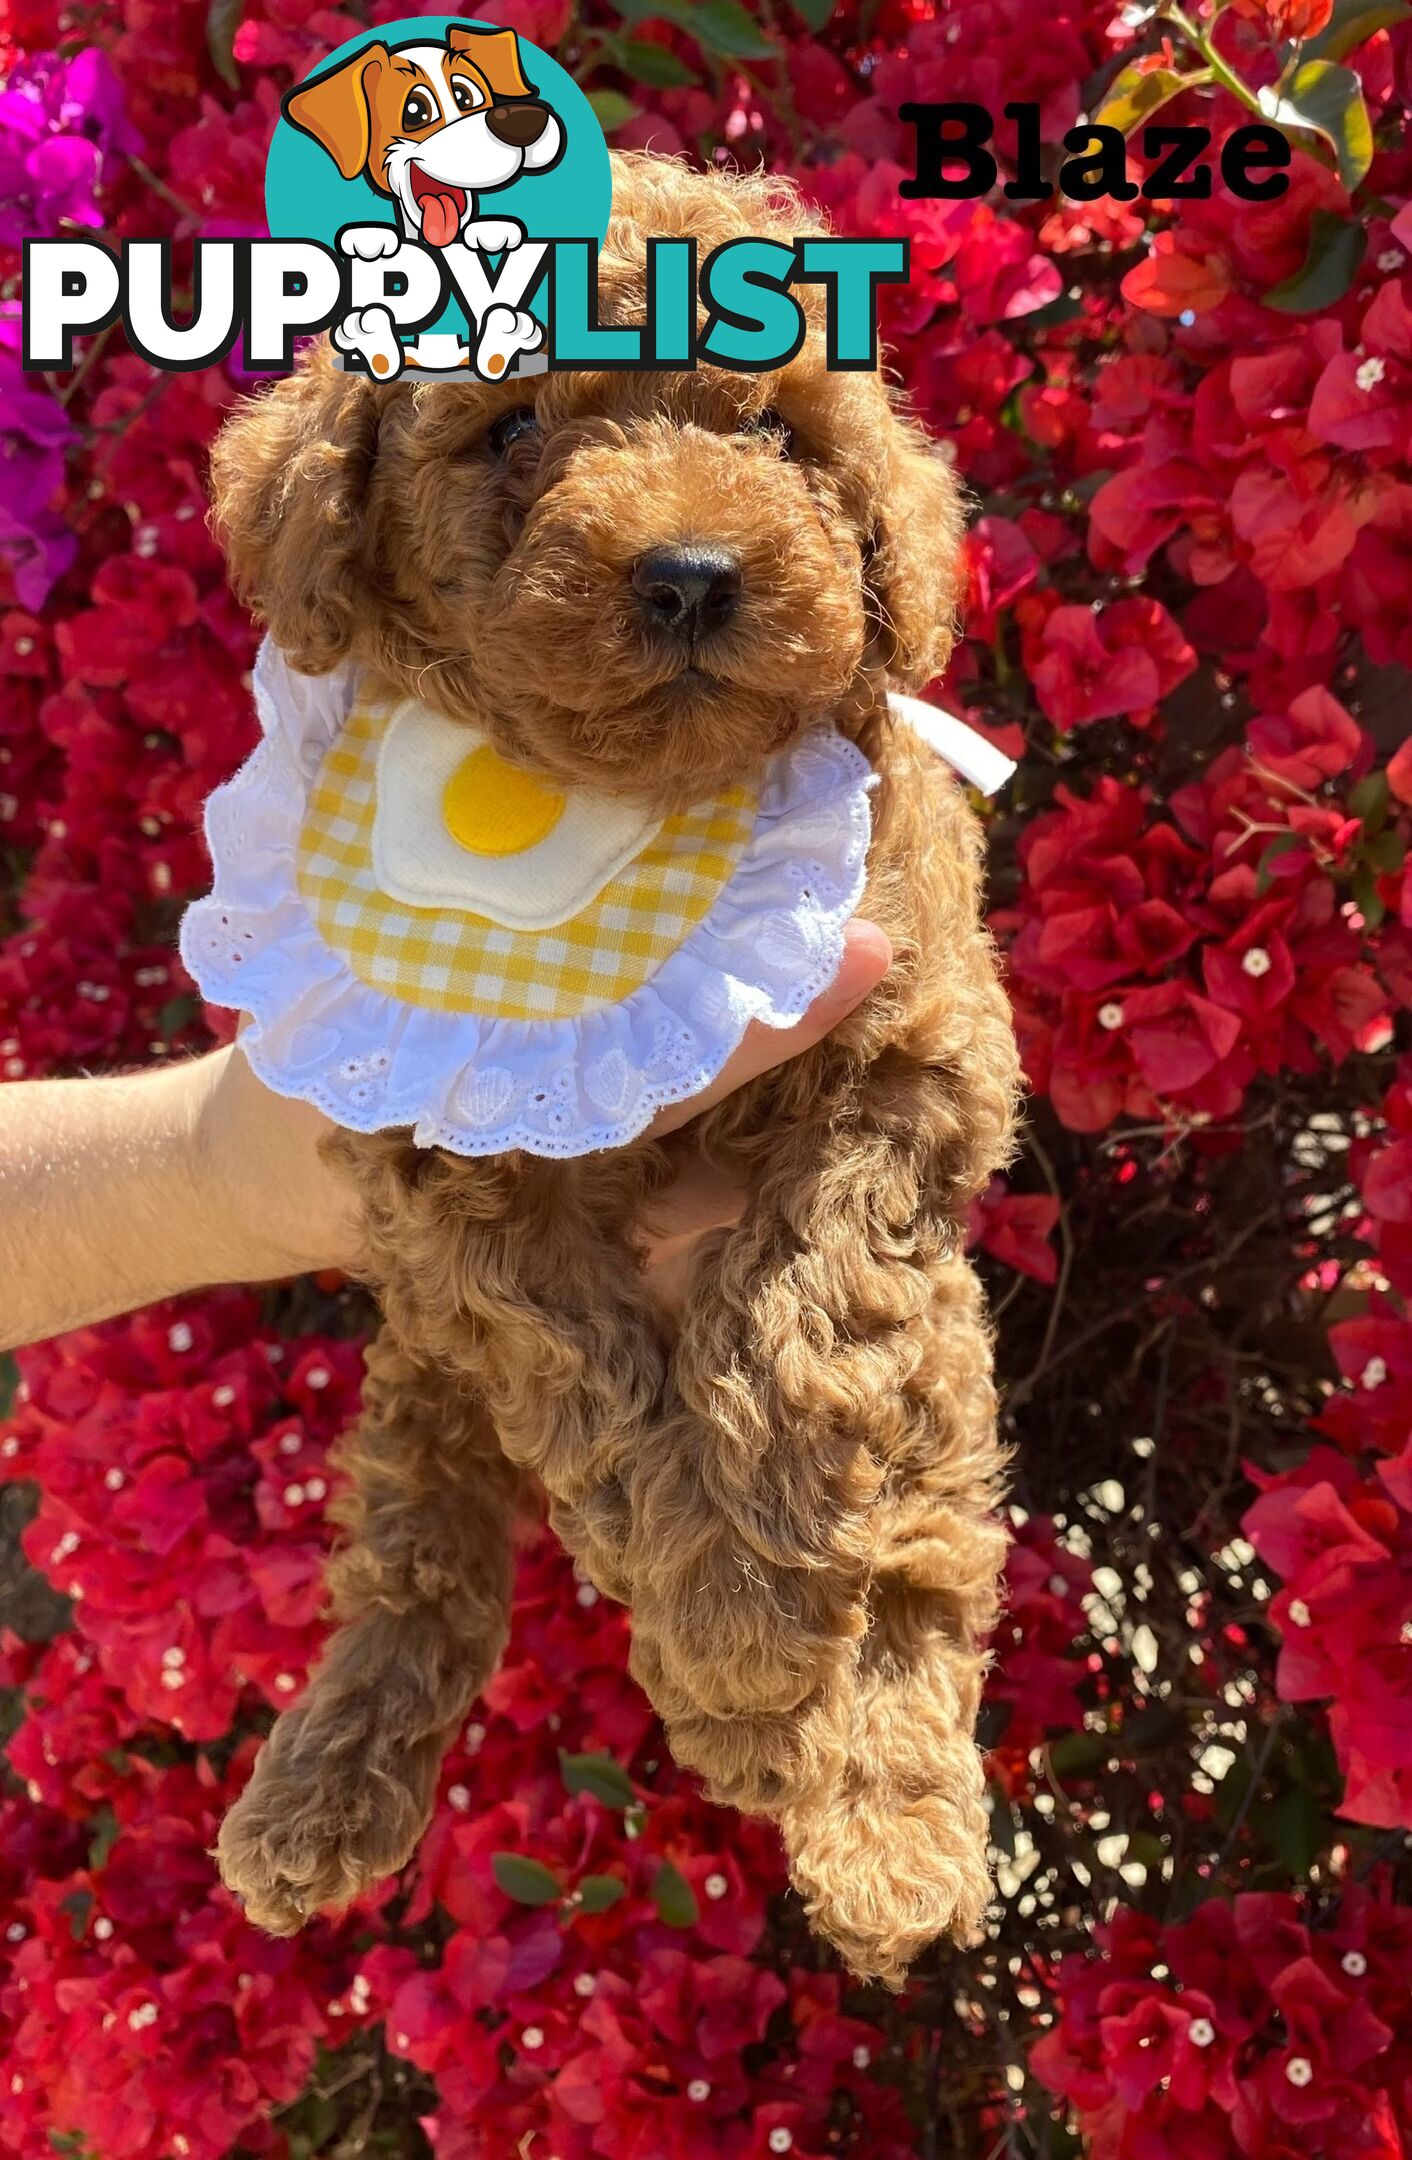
{"left": 208, "top": 152, "right": 1020, "bottom": 1988}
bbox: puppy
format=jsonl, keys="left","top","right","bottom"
{"left": 285, "top": 23, "right": 563, "bottom": 255}
{"left": 208, "top": 153, "right": 1019, "bottom": 1989}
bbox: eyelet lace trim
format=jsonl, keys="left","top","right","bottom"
{"left": 181, "top": 641, "right": 875, "bottom": 1158}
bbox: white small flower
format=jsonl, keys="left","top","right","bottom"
{"left": 283, "top": 1483, "right": 306, "bottom": 1508}
{"left": 395, "top": 2032, "right": 410, "bottom": 2050}
{"left": 305, "top": 1366, "right": 331, "bottom": 1389}
{"left": 1355, "top": 357, "right": 1387, "bottom": 392}
{"left": 1342, "top": 1950, "right": 1368, "bottom": 1977}
{"left": 348, "top": 1974, "right": 371, "bottom": 2014}
{"left": 173, "top": 2139, "right": 191, "bottom": 2156}
{"left": 852, "top": 2044, "right": 871, "bottom": 2069}
{"left": 212, "top": 1385, "right": 236, "bottom": 1409}
{"left": 160, "top": 1669, "right": 186, "bottom": 1692}
{"left": 573, "top": 1972, "right": 596, "bottom": 1998}
{"left": 768, "top": 2133, "right": 794, "bottom": 2155}
{"left": 1361, "top": 1357, "right": 1388, "bottom": 1391}
{"left": 279, "top": 1432, "right": 301, "bottom": 1456}
{"left": 103, "top": 1468, "right": 125, "bottom": 1491}
{"left": 1378, "top": 248, "right": 1405, "bottom": 272}
{"left": 447, "top": 1784, "right": 471, "bottom": 1813}
{"left": 1188, "top": 2017, "right": 1216, "bottom": 2048}
{"left": 703, "top": 1872, "right": 729, "bottom": 1901}
{"left": 5, "top": 1923, "right": 24, "bottom": 1943}
{"left": 304, "top": 1476, "right": 327, "bottom": 1503}
{"left": 0, "top": 1439, "right": 17, "bottom": 1459}
{"left": 687, "top": 2079, "right": 711, "bottom": 2103}
{"left": 521, "top": 2025, "right": 545, "bottom": 2051}
{"left": 1288, "top": 1599, "right": 1313, "bottom": 1629}
{"left": 51, "top": 1532, "right": 79, "bottom": 1563}
{"left": 13, "top": 637, "right": 34, "bottom": 658}
{"left": 465, "top": 1721, "right": 486, "bottom": 1751}
{"left": 274, "top": 1672, "right": 298, "bottom": 1693}
{"left": 127, "top": 2001, "right": 158, "bottom": 2031}
{"left": 167, "top": 1322, "right": 194, "bottom": 1354}
{"left": 93, "top": 1917, "right": 113, "bottom": 1941}
{"left": 9, "top": 2075, "right": 21, "bottom": 2095}
{"left": 1048, "top": 1573, "right": 1069, "bottom": 1597}
{"left": 1286, "top": 2055, "right": 1314, "bottom": 2087}
{"left": 161, "top": 1646, "right": 185, "bottom": 1669}
{"left": 1098, "top": 1002, "right": 1125, "bottom": 1031}
{"left": 576, "top": 1582, "right": 599, "bottom": 1607}
{"left": 1241, "top": 946, "right": 1272, "bottom": 978}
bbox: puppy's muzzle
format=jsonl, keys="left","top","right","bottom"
{"left": 486, "top": 100, "right": 553, "bottom": 148}
{"left": 632, "top": 545, "right": 742, "bottom": 642}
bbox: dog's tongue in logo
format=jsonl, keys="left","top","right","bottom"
{"left": 410, "top": 168, "right": 466, "bottom": 249}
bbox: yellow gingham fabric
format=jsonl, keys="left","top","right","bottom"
{"left": 296, "top": 697, "right": 758, "bottom": 1021}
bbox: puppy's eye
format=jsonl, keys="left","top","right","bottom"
{"left": 488, "top": 407, "right": 540, "bottom": 456}
{"left": 402, "top": 89, "right": 437, "bottom": 130}
{"left": 741, "top": 407, "right": 795, "bottom": 455}
{"left": 450, "top": 77, "right": 482, "bottom": 116}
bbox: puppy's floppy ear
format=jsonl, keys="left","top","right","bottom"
{"left": 283, "top": 43, "right": 389, "bottom": 181}
{"left": 866, "top": 413, "right": 966, "bottom": 692}
{"left": 448, "top": 25, "right": 535, "bottom": 98}
{"left": 210, "top": 343, "right": 381, "bottom": 676}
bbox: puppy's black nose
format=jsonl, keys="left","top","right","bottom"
{"left": 632, "top": 545, "right": 742, "bottom": 639}
{"left": 486, "top": 100, "right": 551, "bottom": 147}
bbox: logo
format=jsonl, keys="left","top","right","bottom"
{"left": 269, "top": 17, "right": 606, "bottom": 381}
{"left": 21, "top": 20, "right": 907, "bottom": 380}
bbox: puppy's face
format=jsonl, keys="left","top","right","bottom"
{"left": 212, "top": 157, "right": 963, "bottom": 809}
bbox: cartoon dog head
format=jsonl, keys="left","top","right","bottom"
{"left": 285, "top": 26, "right": 564, "bottom": 249}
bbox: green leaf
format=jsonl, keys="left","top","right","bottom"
{"left": 1047, "top": 1730, "right": 1113, "bottom": 1778}
{"left": 1349, "top": 768, "right": 1390, "bottom": 831}
{"left": 1351, "top": 861, "right": 1387, "bottom": 928}
{"left": 790, "top": 0, "right": 837, "bottom": 25}
{"left": 492, "top": 1852, "right": 563, "bottom": 1906}
{"left": 88, "top": 1807, "right": 120, "bottom": 1870}
{"left": 576, "top": 1872, "right": 627, "bottom": 1913}
{"left": 616, "top": 0, "right": 778, "bottom": 60}
{"left": 615, "top": 36, "right": 701, "bottom": 86}
{"left": 587, "top": 88, "right": 642, "bottom": 133}
{"left": 1258, "top": 60, "right": 1374, "bottom": 190}
{"left": 559, "top": 1749, "right": 637, "bottom": 1808}
{"left": 1364, "top": 828, "right": 1406, "bottom": 873}
{"left": 1094, "top": 62, "right": 1191, "bottom": 137}
{"left": 1300, "top": 0, "right": 1412, "bottom": 64}
{"left": 1255, "top": 831, "right": 1307, "bottom": 891}
{"left": 1273, "top": 1786, "right": 1328, "bottom": 1876}
{"left": 205, "top": 0, "right": 243, "bottom": 92}
{"left": 651, "top": 1859, "right": 699, "bottom": 1927}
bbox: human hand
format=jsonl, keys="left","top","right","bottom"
{"left": 196, "top": 919, "right": 893, "bottom": 1288}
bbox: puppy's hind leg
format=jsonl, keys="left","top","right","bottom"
{"left": 218, "top": 1327, "right": 522, "bottom": 1935}
{"left": 780, "top": 1262, "right": 1007, "bottom": 1990}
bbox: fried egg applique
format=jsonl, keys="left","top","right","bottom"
{"left": 372, "top": 697, "right": 662, "bottom": 928}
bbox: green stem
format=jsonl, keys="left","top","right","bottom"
{"left": 1160, "top": 3, "right": 1265, "bottom": 118}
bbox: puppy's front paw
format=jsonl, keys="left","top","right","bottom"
{"left": 217, "top": 1700, "right": 442, "bottom": 1935}
{"left": 332, "top": 305, "right": 403, "bottom": 381}
{"left": 475, "top": 304, "right": 543, "bottom": 381}
{"left": 338, "top": 223, "right": 401, "bottom": 262}
{"left": 462, "top": 216, "right": 525, "bottom": 255}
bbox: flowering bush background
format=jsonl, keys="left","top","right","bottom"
{"left": 2, "top": 0, "right": 1412, "bottom": 2151}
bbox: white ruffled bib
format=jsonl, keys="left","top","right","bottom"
{"left": 180, "top": 642, "right": 1013, "bottom": 1158}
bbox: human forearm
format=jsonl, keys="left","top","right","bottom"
{"left": 0, "top": 1049, "right": 360, "bottom": 1352}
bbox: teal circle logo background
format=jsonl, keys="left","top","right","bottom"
{"left": 264, "top": 16, "right": 611, "bottom": 342}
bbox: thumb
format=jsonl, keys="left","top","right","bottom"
{"left": 648, "top": 919, "right": 892, "bottom": 1139}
